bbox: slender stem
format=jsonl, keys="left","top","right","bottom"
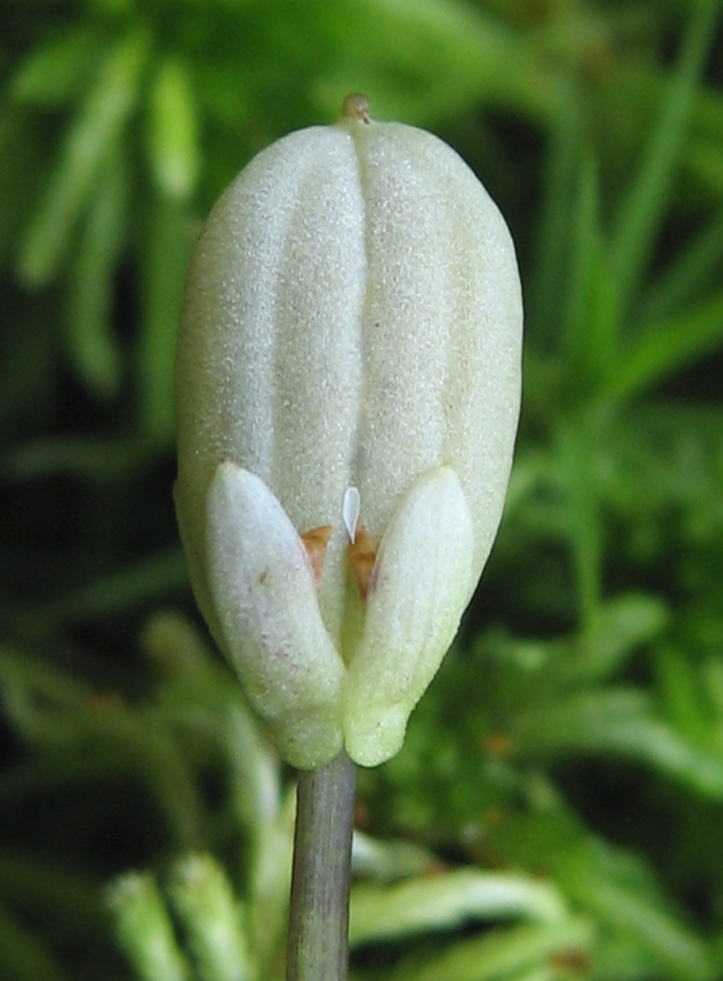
{"left": 286, "top": 749, "right": 357, "bottom": 981}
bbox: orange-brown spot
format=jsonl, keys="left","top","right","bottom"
{"left": 301, "top": 524, "right": 333, "bottom": 582}
{"left": 354, "top": 799, "right": 370, "bottom": 829}
{"left": 339, "top": 92, "right": 371, "bottom": 123}
{"left": 88, "top": 692, "right": 122, "bottom": 712}
{"left": 349, "top": 527, "right": 379, "bottom": 599}
{"left": 484, "top": 733, "right": 512, "bottom": 757}
{"left": 549, "top": 950, "right": 590, "bottom": 973}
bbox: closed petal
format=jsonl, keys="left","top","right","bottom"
{"left": 205, "top": 462, "right": 345, "bottom": 768}
{"left": 343, "top": 466, "right": 474, "bottom": 766}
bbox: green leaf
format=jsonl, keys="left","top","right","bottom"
{"left": 687, "top": 135, "right": 723, "bottom": 194}
{"left": 640, "top": 208, "right": 723, "bottom": 324}
{"left": 246, "top": 790, "right": 295, "bottom": 973}
{"left": 350, "top": 870, "right": 568, "bottom": 947}
{"left": 610, "top": 0, "right": 722, "bottom": 317}
{"left": 528, "top": 77, "right": 583, "bottom": 348}
{"left": 66, "top": 153, "right": 127, "bottom": 398}
{"left": 41, "top": 549, "right": 188, "bottom": 624}
{"left": 561, "top": 148, "right": 621, "bottom": 395}
{"left": 0, "top": 109, "right": 47, "bottom": 263}
{"left": 393, "top": 918, "right": 594, "bottom": 981}
{"left": 147, "top": 56, "right": 200, "bottom": 200}
{"left": 555, "top": 419, "right": 604, "bottom": 624}
{"left": 138, "top": 197, "right": 196, "bottom": 445}
{"left": 607, "top": 292, "right": 723, "bottom": 402}
{"left": 108, "top": 873, "right": 191, "bottom": 981}
{"left": 169, "top": 855, "right": 252, "bottom": 981}
{"left": 352, "top": 831, "right": 434, "bottom": 882}
{"left": 655, "top": 646, "right": 711, "bottom": 744}
{"left": 0, "top": 901, "right": 69, "bottom": 981}
{"left": 0, "top": 645, "right": 206, "bottom": 848}
{"left": 511, "top": 687, "right": 723, "bottom": 798}
{"left": 10, "top": 26, "right": 99, "bottom": 106}
{"left": 562, "top": 593, "right": 669, "bottom": 685}
{"left": 557, "top": 841, "right": 714, "bottom": 981}
{"left": 16, "top": 27, "right": 149, "bottom": 286}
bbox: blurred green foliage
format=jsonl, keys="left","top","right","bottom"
{"left": 2, "top": 0, "right": 723, "bottom": 978}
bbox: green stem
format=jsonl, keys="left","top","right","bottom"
{"left": 286, "top": 749, "right": 357, "bottom": 981}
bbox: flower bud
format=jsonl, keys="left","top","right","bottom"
{"left": 175, "top": 94, "right": 522, "bottom": 769}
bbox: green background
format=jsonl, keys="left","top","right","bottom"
{"left": 2, "top": 1, "right": 723, "bottom": 979}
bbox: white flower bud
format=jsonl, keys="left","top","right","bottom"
{"left": 176, "top": 94, "right": 522, "bottom": 769}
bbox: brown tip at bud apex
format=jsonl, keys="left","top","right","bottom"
{"left": 339, "top": 92, "right": 371, "bottom": 124}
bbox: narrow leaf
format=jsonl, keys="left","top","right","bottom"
{"left": 147, "top": 56, "right": 200, "bottom": 200}
{"left": 66, "top": 153, "right": 127, "bottom": 398}
{"left": 108, "top": 873, "right": 191, "bottom": 981}
{"left": 640, "top": 208, "right": 723, "bottom": 324}
{"left": 138, "top": 196, "right": 195, "bottom": 445}
{"left": 394, "top": 918, "right": 593, "bottom": 981}
{"left": 350, "top": 870, "right": 568, "bottom": 947}
{"left": 169, "top": 855, "right": 252, "bottom": 981}
{"left": 10, "top": 27, "right": 98, "bottom": 105}
{"left": 512, "top": 687, "right": 723, "bottom": 798}
{"left": 608, "top": 292, "right": 723, "bottom": 402}
{"left": 17, "top": 28, "right": 149, "bottom": 286}
{"left": 610, "top": 0, "right": 722, "bottom": 315}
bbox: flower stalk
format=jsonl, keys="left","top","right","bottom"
{"left": 287, "top": 750, "right": 357, "bottom": 981}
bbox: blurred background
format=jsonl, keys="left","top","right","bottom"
{"left": 2, "top": 1, "right": 723, "bottom": 979}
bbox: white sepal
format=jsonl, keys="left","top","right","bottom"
{"left": 205, "top": 462, "right": 345, "bottom": 769}
{"left": 343, "top": 466, "right": 474, "bottom": 767}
